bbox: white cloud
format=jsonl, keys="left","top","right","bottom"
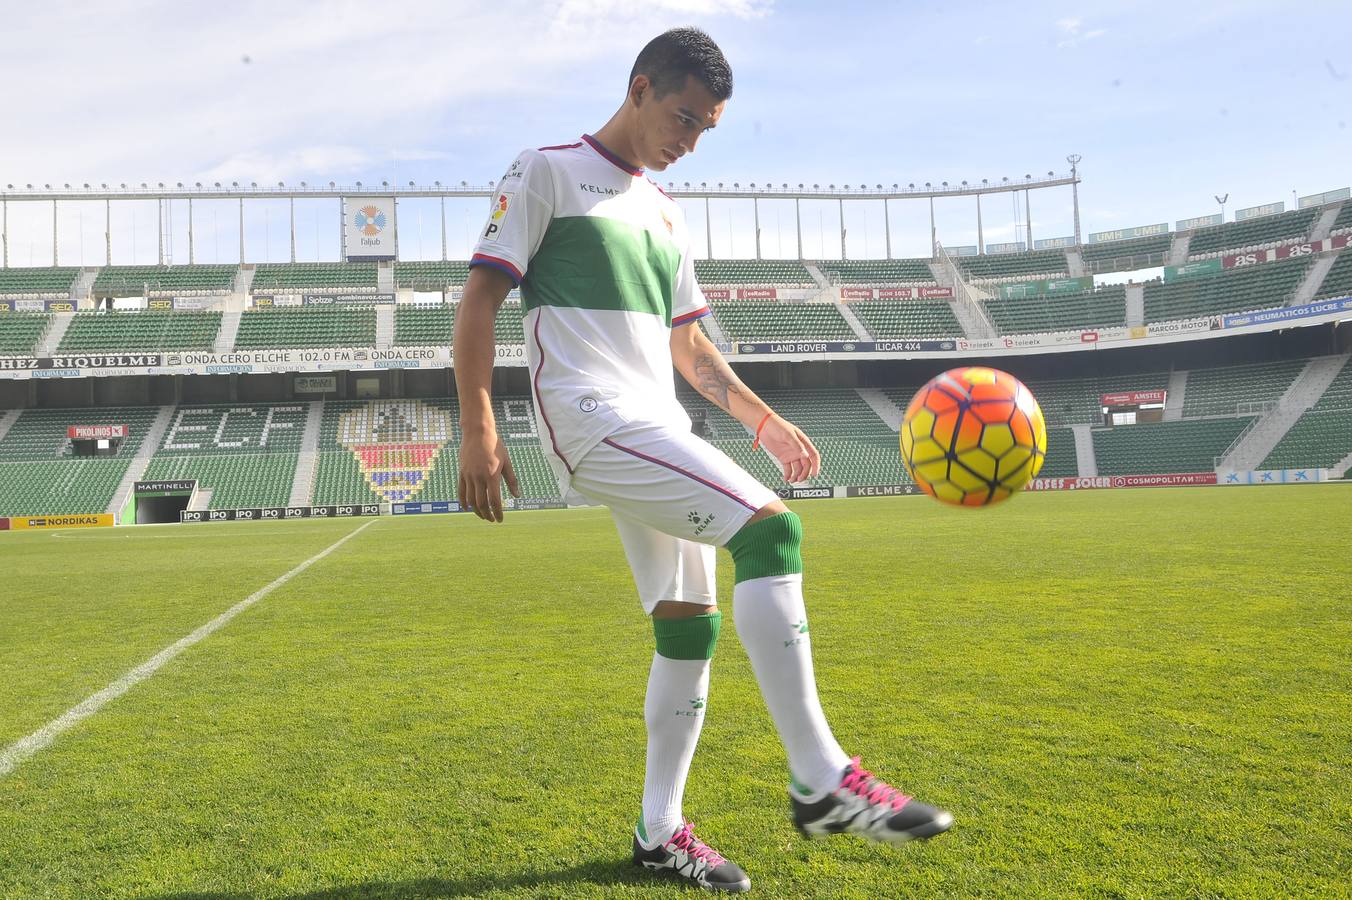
{"left": 0, "top": 1, "right": 771, "bottom": 185}
{"left": 1055, "top": 17, "right": 1107, "bottom": 49}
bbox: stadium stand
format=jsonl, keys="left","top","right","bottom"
{"left": 1021, "top": 372, "right": 1169, "bottom": 426}
{"left": 395, "top": 260, "right": 470, "bottom": 289}
{"left": 1181, "top": 359, "right": 1307, "bottom": 418}
{"left": 848, "top": 300, "right": 962, "bottom": 338}
{"left": 957, "top": 250, "right": 1067, "bottom": 281}
{"left": 1330, "top": 204, "right": 1352, "bottom": 234}
{"left": 58, "top": 310, "right": 222, "bottom": 352}
{"left": 684, "top": 388, "right": 902, "bottom": 488}
{"left": 693, "top": 259, "right": 814, "bottom": 285}
{"left": 1092, "top": 418, "right": 1253, "bottom": 475}
{"left": 0, "top": 314, "right": 50, "bottom": 354}
{"left": 982, "top": 285, "right": 1127, "bottom": 334}
{"left": 1080, "top": 234, "right": 1172, "bottom": 272}
{"left": 1261, "top": 362, "right": 1352, "bottom": 470}
{"left": 252, "top": 262, "right": 378, "bottom": 291}
{"left": 0, "top": 406, "right": 161, "bottom": 515}
{"left": 312, "top": 398, "right": 464, "bottom": 506}
{"left": 1186, "top": 209, "right": 1317, "bottom": 256}
{"left": 93, "top": 265, "right": 236, "bottom": 296}
{"left": 142, "top": 404, "right": 307, "bottom": 509}
{"left": 394, "top": 300, "right": 521, "bottom": 347}
{"left": 234, "top": 306, "right": 377, "bottom": 349}
{"left": 710, "top": 300, "right": 855, "bottom": 341}
{"left": 1040, "top": 427, "right": 1079, "bottom": 478}
{"left": 1313, "top": 251, "right": 1352, "bottom": 301}
{"left": 395, "top": 304, "right": 455, "bottom": 346}
{"left": 815, "top": 259, "right": 934, "bottom": 284}
{"left": 1142, "top": 256, "right": 1312, "bottom": 321}
{"left": 495, "top": 302, "right": 526, "bottom": 344}
{"left": 0, "top": 267, "right": 80, "bottom": 296}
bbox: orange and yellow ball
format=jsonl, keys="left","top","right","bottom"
{"left": 900, "top": 367, "right": 1047, "bottom": 507}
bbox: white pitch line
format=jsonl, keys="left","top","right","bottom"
{"left": 0, "top": 518, "right": 379, "bottom": 779}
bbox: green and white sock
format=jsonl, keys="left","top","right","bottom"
{"left": 640, "top": 612, "right": 720, "bottom": 846}
{"left": 727, "top": 513, "right": 850, "bottom": 797}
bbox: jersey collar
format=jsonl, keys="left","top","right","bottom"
{"left": 582, "top": 134, "right": 643, "bottom": 177}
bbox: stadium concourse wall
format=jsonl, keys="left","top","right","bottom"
{"left": 163, "top": 468, "right": 1342, "bottom": 528}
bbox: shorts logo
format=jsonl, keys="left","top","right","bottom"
{"left": 785, "top": 617, "right": 809, "bottom": 648}
{"left": 338, "top": 400, "right": 453, "bottom": 502}
{"left": 482, "top": 192, "right": 514, "bottom": 241}
{"left": 688, "top": 509, "right": 716, "bottom": 536}
{"left": 578, "top": 397, "right": 598, "bottom": 413}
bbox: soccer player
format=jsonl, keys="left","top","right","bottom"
{"left": 454, "top": 27, "right": 952, "bottom": 893}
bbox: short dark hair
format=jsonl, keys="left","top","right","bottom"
{"left": 629, "top": 27, "right": 733, "bottom": 101}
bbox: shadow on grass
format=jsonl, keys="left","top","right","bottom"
{"left": 150, "top": 855, "right": 687, "bottom": 898}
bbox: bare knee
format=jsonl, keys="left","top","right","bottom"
{"left": 652, "top": 600, "right": 718, "bottom": 620}
{"left": 746, "top": 500, "right": 789, "bottom": 524}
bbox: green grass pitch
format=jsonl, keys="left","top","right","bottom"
{"left": 1, "top": 486, "right": 1349, "bottom": 898}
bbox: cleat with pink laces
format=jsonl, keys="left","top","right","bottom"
{"left": 790, "top": 757, "right": 953, "bottom": 844}
{"left": 632, "top": 819, "right": 751, "bottom": 892}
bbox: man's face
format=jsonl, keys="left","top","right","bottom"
{"left": 631, "top": 74, "right": 725, "bottom": 172}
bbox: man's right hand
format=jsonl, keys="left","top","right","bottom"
{"left": 457, "top": 431, "right": 521, "bottom": 523}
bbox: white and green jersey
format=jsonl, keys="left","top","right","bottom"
{"left": 470, "top": 134, "right": 711, "bottom": 477}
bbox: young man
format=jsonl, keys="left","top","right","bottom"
{"left": 454, "top": 28, "right": 952, "bottom": 893}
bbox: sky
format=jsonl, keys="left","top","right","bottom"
{"left": 1, "top": 0, "right": 1349, "bottom": 267}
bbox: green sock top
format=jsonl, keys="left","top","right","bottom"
{"left": 724, "top": 510, "right": 803, "bottom": 583}
{"left": 652, "top": 611, "right": 722, "bottom": 660}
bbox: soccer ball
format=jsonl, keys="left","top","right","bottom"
{"left": 900, "top": 367, "right": 1047, "bottom": 507}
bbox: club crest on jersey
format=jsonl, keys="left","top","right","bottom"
{"left": 659, "top": 208, "right": 673, "bottom": 235}
{"left": 338, "top": 400, "right": 453, "bottom": 502}
{"left": 483, "top": 192, "right": 514, "bottom": 241}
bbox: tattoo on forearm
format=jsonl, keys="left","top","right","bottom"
{"left": 694, "top": 353, "right": 745, "bottom": 412}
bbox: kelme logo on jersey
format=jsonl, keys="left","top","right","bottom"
{"left": 354, "top": 206, "right": 386, "bottom": 236}
{"left": 338, "top": 400, "right": 453, "bottom": 502}
{"left": 483, "top": 192, "right": 514, "bottom": 241}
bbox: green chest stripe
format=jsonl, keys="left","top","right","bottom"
{"left": 523, "top": 215, "right": 680, "bottom": 324}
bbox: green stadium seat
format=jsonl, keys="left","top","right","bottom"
{"left": 0, "top": 406, "right": 162, "bottom": 515}
{"left": 693, "top": 260, "right": 814, "bottom": 286}
{"left": 0, "top": 267, "right": 80, "bottom": 297}
{"left": 93, "top": 265, "right": 236, "bottom": 296}
{"left": 394, "top": 261, "right": 470, "bottom": 289}
{"left": 1186, "top": 209, "right": 1318, "bottom": 256}
{"left": 958, "top": 250, "right": 1067, "bottom": 281}
{"left": 142, "top": 403, "right": 309, "bottom": 509}
{"left": 1329, "top": 204, "right": 1352, "bottom": 234}
{"left": 983, "top": 286, "right": 1127, "bottom": 334}
{"left": 1314, "top": 251, "right": 1352, "bottom": 301}
{"left": 1143, "top": 256, "right": 1311, "bottom": 321}
{"left": 815, "top": 259, "right": 934, "bottom": 283}
{"left": 848, "top": 301, "right": 961, "bottom": 338}
{"left": 1080, "top": 235, "right": 1172, "bottom": 273}
{"left": 710, "top": 300, "right": 854, "bottom": 341}
{"left": 1182, "top": 360, "right": 1306, "bottom": 418}
{"left": 1092, "top": 418, "right": 1253, "bottom": 475}
{"left": 1262, "top": 361, "right": 1352, "bottom": 469}
{"left": 58, "top": 311, "right": 222, "bottom": 352}
{"left": 235, "top": 306, "right": 377, "bottom": 349}
{"left": 0, "top": 314, "right": 50, "bottom": 353}
{"left": 252, "top": 263, "right": 378, "bottom": 291}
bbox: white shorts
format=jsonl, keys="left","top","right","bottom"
{"left": 565, "top": 420, "right": 779, "bottom": 614}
